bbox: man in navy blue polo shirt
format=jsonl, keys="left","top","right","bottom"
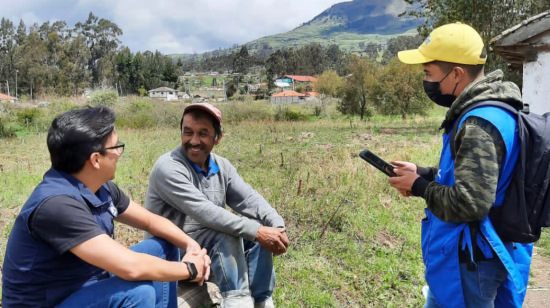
{"left": 2, "top": 106, "right": 210, "bottom": 308}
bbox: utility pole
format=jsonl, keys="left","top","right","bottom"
{"left": 223, "top": 79, "right": 227, "bottom": 101}
{"left": 15, "top": 70, "right": 18, "bottom": 100}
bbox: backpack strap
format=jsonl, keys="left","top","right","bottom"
{"left": 450, "top": 101, "right": 520, "bottom": 160}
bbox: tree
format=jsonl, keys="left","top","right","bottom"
{"left": 233, "top": 45, "right": 250, "bottom": 74}
{"left": 64, "top": 35, "right": 91, "bottom": 95}
{"left": 16, "top": 31, "right": 48, "bottom": 99}
{"left": 402, "top": 0, "right": 550, "bottom": 82}
{"left": 312, "top": 70, "right": 343, "bottom": 116}
{"left": 75, "top": 12, "right": 123, "bottom": 85}
{"left": 364, "top": 43, "right": 381, "bottom": 60}
{"left": 15, "top": 20, "right": 26, "bottom": 46}
{"left": 0, "top": 18, "right": 16, "bottom": 95}
{"left": 372, "top": 58, "right": 432, "bottom": 120}
{"left": 381, "top": 35, "right": 423, "bottom": 64}
{"left": 338, "top": 56, "right": 378, "bottom": 120}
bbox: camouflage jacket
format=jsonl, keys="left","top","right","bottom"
{"left": 411, "top": 70, "right": 523, "bottom": 222}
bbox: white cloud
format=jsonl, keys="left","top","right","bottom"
{"left": 1, "top": 0, "right": 392, "bottom": 54}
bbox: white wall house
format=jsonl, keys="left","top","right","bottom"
{"left": 270, "top": 90, "right": 305, "bottom": 104}
{"left": 491, "top": 11, "right": 550, "bottom": 114}
{"left": 148, "top": 87, "right": 178, "bottom": 101}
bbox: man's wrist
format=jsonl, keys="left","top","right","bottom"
{"left": 182, "top": 261, "right": 198, "bottom": 281}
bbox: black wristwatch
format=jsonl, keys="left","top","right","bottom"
{"left": 183, "top": 261, "right": 198, "bottom": 281}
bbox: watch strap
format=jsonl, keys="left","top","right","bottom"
{"left": 182, "top": 261, "right": 198, "bottom": 281}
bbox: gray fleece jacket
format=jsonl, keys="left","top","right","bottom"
{"left": 145, "top": 145, "right": 285, "bottom": 242}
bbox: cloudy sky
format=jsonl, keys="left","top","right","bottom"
{"left": 0, "top": 0, "right": 355, "bottom": 54}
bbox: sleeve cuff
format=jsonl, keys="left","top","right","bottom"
{"left": 243, "top": 220, "right": 262, "bottom": 242}
{"left": 416, "top": 166, "right": 435, "bottom": 181}
{"left": 411, "top": 177, "right": 430, "bottom": 198}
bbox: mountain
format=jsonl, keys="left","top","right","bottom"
{"left": 171, "top": 0, "right": 422, "bottom": 59}
{"left": 246, "top": 0, "right": 422, "bottom": 52}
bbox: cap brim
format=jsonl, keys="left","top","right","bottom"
{"left": 398, "top": 49, "right": 434, "bottom": 64}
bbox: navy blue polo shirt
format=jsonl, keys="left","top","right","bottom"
{"left": 1, "top": 169, "right": 130, "bottom": 307}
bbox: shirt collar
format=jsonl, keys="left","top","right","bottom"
{"left": 188, "top": 155, "right": 220, "bottom": 179}
{"left": 49, "top": 168, "right": 113, "bottom": 208}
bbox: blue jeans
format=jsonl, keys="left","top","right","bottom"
{"left": 424, "top": 257, "right": 508, "bottom": 308}
{"left": 188, "top": 229, "right": 275, "bottom": 307}
{"left": 56, "top": 237, "right": 180, "bottom": 308}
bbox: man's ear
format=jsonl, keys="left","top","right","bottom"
{"left": 214, "top": 134, "right": 222, "bottom": 145}
{"left": 453, "top": 67, "right": 466, "bottom": 83}
{"left": 89, "top": 152, "right": 101, "bottom": 169}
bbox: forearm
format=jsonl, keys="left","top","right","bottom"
{"left": 226, "top": 166, "right": 285, "bottom": 228}
{"left": 146, "top": 215, "right": 197, "bottom": 250}
{"left": 124, "top": 253, "right": 190, "bottom": 282}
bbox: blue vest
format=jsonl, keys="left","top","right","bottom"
{"left": 423, "top": 106, "right": 533, "bottom": 307}
{"left": 2, "top": 169, "right": 116, "bottom": 308}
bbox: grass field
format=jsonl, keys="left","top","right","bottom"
{"left": 1, "top": 98, "right": 549, "bottom": 307}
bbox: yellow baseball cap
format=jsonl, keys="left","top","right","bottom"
{"left": 398, "top": 22, "right": 486, "bottom": 65}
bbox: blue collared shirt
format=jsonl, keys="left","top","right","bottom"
{"left": 189, "top": 155, "right": 220, "bottom": 179}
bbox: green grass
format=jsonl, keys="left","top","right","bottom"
{"left": 2, "top": 98, "right": 547, "bottom": 306}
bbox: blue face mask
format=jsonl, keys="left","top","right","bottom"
{"left": 423, "top": 69, "right": 459, "bottom": 108}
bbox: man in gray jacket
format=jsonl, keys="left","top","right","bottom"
{"left": 146, "top": 103, "right": 289, "bottom": 308}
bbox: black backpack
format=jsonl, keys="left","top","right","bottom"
{"left": 450, "top": 101, "right": 550, "bottom": 243}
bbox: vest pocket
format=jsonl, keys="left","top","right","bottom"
{"left": 421, "top": 209, "right": 432, "bottom": 267}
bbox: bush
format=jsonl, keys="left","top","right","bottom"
{"left": 16, "top": 108, "right": 42, "bottom": 125}
{"left": 218, "top": 101, "right": 272, "bottom": 123}
{"left": 0, "top": 117, "right": 16, "bottom": 138}
{"left": 273, "top": 105, "right": 307, "bottom": 122}
{"left": 89, "top": 90, "right": 119, "bottom": 107}
{"left": 116, "top": 111, "right": 156, "bottom": 129}
{"left": 129, "top": 99, "right": 153, "bottom": 113}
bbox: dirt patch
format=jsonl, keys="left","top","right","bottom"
{"left": 375, "top": 229, "right": 403, "bottom": 249}
{"left": 524, "top": 247, "right": 550, "bottom": 307}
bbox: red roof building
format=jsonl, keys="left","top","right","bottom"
{"left": 0, "top": 93, "right": 16, "bottom": 102}
{"left": 284, "top": 75, "right": 318, "bottom": 83}
{"left": 270, "top": 90, "right": 306, "bottom": 104}
{"left": 271, "top": 90, "right": 305, "bottom": 97}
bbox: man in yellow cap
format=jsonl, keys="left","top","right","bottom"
{"left": 388, "top": 23, "right": 532, "bottom": 307}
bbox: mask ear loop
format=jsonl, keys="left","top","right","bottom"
{"left": 441, "top": 68, "right": 459, "bottom": 96}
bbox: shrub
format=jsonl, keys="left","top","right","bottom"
{"left": 16, "top": 108, "right": 42, "bottom": 125}
{"left": 89, "top": 90, "right": 119, "bottom": 107}
{"left": 273, "top": 105, "right": 307, "bottom": 122}
{"left": 218, "top": 101, "right": 272, "bottom": 123}
{"left": 116, "top": 111, "right": 156, "bottom": 129}
{"left": 0, "top": 117, "right": 16, "bottom": 138}
{"left": 129, "top": 99, "right": 153, "bottom": 113}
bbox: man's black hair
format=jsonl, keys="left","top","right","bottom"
{"left": 180, "top": 109, "right": 223, "bottom": 138}
{"left": 47, "top": 106, "right": 116, "bottom": 174}
{"left": 430, "top": 60, "right": 485, "bottom": 79}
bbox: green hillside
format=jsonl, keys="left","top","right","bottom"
{"left": 170, "top": 0, "right": 422, "bottom": 59}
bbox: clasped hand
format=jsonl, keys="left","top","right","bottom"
{"left": 182, "top": 243, "right": 211, "bottom": 285}
{"left": 256, "top": 226, "right": 290, "bottom": 256}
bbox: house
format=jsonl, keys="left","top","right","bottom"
{"left": 148, "top": 87, "right": 178, "bottom": 101}
{"left": 274, "top": 78, "right": 292, "bottom": 89}
{"left": 274, "top": 75, "right": 317, "bottom": 92}
{"left": 491, "top": 10, "right": 550, "bottom": 114}
{"left": 285, "top": 75, "right": 318, "bottom": 83}
{"left": 0, "top": 92, "right": 16, "bottom": 103}
{"left": 270, "top": 90, "right": 306, "bottom": 104}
